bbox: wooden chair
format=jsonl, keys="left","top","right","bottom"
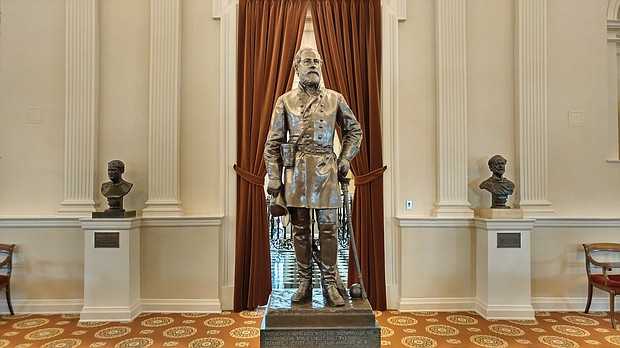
{"left": 583, "top": 243, "right": 620, "bottom": 328}
{"left": 0, "top": 244, "right": 15, "bottom": 315}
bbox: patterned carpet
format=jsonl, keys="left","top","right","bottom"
{"left": 1, "top": 310, "right": 620, "bottom": 347}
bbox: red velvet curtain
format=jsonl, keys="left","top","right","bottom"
{"left": 310, "top": 0, "right": 387, "bottom": 310}
{"left": 234, "top": 0, "right": 309, "bottom": 311}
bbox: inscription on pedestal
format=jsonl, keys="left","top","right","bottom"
{"left": 497, "top": 232, "right": 521, "bottom": 248}
{"left": 261, "top": 289, "right": 380, "bottom": 347}
{"left": 94, "top": 232, "right": 120, "bottom": 248}
{"left": 262, "top": 327, "right": 379, "bottom": 347}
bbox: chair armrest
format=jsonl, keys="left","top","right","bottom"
{"left": 586, "top": 255, "right": 613, "bottom": 271}
{"left": 592, "top": 261, "right": 613, "bottom": 270}
{"left": 0, "top": 257, "right": 8, "bottom": 269}
{"left": 590, "top": 261, "right": 620, "bottom": 284}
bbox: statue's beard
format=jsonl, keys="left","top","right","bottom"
{"left": 300, "top": 72, "right": 320, "bottom": 89}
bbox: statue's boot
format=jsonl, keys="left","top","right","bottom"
{"left": 291, "top": 212, "right": 313, "bottom": 303}
{"left": 334, "top": 267, "right": 349, "bottom": 299}
{"left": 291, "top": 278, "right": 313, "bottom": 303}
{"left": 318, "top": 209, "right": 345, "bottom": 307}
{"left": 323, "top": 281, "right": 345, "bottom": 307}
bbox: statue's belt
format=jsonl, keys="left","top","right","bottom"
{"left": 295, "top": 143, "right": 333, "bottom": 154}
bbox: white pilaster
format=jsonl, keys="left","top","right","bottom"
{"left": 143, "top": 0, "right": 183, "bottom": 217}
{"left": 608, "top": 0, "right": 620, "bottom": 160}
{"left": 433, "top": 0, "right": 473, "bottom": 218}
{"left": 607, "top": 20, "right": 620, "bottom": 160}
{"left": 58, "top": 0, "right": 99, "bottom": 217}
{"left": 213, "top": 0, "right": 238, "bottom": 310}
{"left": 516, "top": 0, "right": 554, "bottom": 217}
{"left": 382, "top": 0, "right": 406, "bottom": 310}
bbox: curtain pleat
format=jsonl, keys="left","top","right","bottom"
{"left": 234, "top": 0, "right": 309, "bottom": 311}
{"left": 310, "top": 0, "right": 387, "bottom": 310}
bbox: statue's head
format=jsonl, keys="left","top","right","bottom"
{"left": 488, "top": 155, "right": 507, "bottom": 176}
{"left": 107, "top": 160, "right": 125, "bottom": 182}
{"left": 294, "top": 47, "right": 322, "bottom": 89}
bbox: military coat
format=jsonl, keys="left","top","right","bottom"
{"left": 264, "top": 87, "right": 362, "bottom": 209}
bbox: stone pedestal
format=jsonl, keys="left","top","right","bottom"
{"left": 79, "top": 218, "right": 141, "bottom": 321}
{"left": 261, "top": 289, "right": 380, "bottom": 347}
{"left": 474, "top": 217, "right": 535, "bottom": 320}
{"left": 479, "top": 208, "right": 524, "bottom": 219}
{"left": 92, "top": 210, "right": 136, "bottom": 218}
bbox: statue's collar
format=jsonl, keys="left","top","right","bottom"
{"left": 491, "top": 175, "right": 507, "bottom": 182}
{"left": 297, "top": 84, "right": 324, "bottom": 98}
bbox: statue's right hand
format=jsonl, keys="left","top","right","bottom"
{"left": 267, "top": 179, "right": 282, "bottom": 197}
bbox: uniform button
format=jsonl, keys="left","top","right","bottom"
{"left": 320, "top": 119, "right": 324, "bottom": 122}
{"left": 318, "top": 135, "right": 323, "bottom": 139}
{"left": 305, "top": 134, "right": 310, "bottom": 138}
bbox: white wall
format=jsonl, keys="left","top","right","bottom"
{"left": 180, "top": 0, "right": 222, "bottom": 216}
{"left": 0, "top": 0, "right": 619, "bottom": 313}
{"left": 546, "top": 0, "right": 620, "bottom": 216}
{"left": 396, "top": 0, "right": 437, "bottom": 217}
{"left": 98, "top": 0, "right": 150, "bottom": 214}
{"left": 466, "top": 1, "right": 516, "bottom": 211}
{"left": 0, "top": 0, "right": 66, "bottom": 215}
{"left": 0, "top": 0, "right": 224, "bottom": 313}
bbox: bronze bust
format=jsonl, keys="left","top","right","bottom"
{"left": 479, "top": 155, "right": 515, "bottom": 209}
{"left": 101, "top": 160, "right": 133, "bottom": 213}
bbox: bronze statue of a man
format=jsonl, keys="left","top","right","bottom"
{"left": 264, "top": 47, "right": 362, "bottom": 306}
{"left": 101, "top": 160, "right": 133, "bottom": 212}
{"left": 479, "top": 155, "right": 514, "bottom": 209}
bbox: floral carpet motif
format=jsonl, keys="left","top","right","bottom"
{"left": 0, "top": 310, "right": 619, "bottom": 347}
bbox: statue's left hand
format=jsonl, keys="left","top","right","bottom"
{"left": 337, "top": 158, "right": 350, "bottom": 177}
{"left": 267, "top": 179, "right": 282, "bottom": 197}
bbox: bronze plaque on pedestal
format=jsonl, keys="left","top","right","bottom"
{"left": 497, "top": 232, "right": 521, "bottom": 248}
{"left": 94, "top": 232, "right": 120, "bottom": 248}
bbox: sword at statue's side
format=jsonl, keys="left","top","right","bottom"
{"left": 339, "top": 176, "right": 367, "bottom": 300}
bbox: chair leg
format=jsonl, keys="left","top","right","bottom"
{"left": 5, "top": 286, "right": 13, "bottom": 316}
{"left": 585, "top": 283, "right": 593, "bottom": 313}
{"left": 611, "top": 291, "right": 616, "bottom": 329}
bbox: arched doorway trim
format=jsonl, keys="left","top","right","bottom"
{"left": 212, "top": 0, "right": 406, "bottom": 309}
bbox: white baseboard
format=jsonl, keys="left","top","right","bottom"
{"left": 80, "top": 302, "right": 142, "bottom": 322}
{"left": 475, "top": 299, "right": 534, "bottom": 320}
{"left": 220, "top": 285, "right": 234, "bottom": 310}
{"left": 386, "top": 284, "right": 399, "bottom": 309}
{"left": 399, "top": 297, "right": 476, "bottom": 312}
{"left": 141, "top": 299, "right": 221, "bottom": 313}
{"left": 398, "top": 296, "right": 614, "bottom": 313}
{"left": 5, "top": 298, "right": 221, "bottom": 316}
{"left": 531, "top": 297, "right": 612, "bottom": 312}
{"left": 7, "top": 299, "right": 84, "bottom": 314}
{"left": 6, "top": 297, "right": 611, "bottom": 316}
